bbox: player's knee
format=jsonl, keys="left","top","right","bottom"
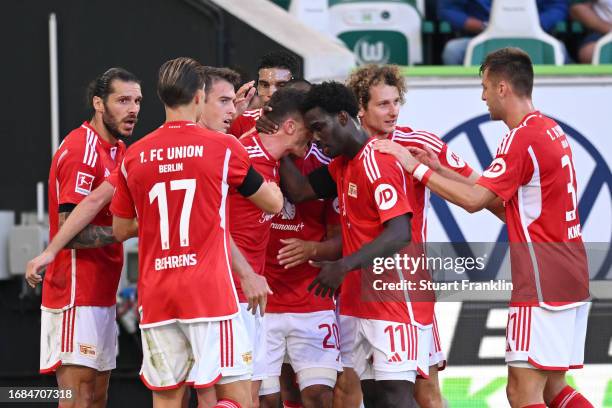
{"left": 300, "top": 384, "right": 333, "bottom": 408}
{"left": 335, "top": 369, "right": 358, "bottom": 393}
{"left": 77, "top": 383, "right": 96, "bottom": 407}
{"left": 506, "top": 381, "right": 521, "bottom": 408}
{"left": 91, "top": 386, "right": 108, "bottom": 407}
{"left": 415, "top": 379, "right": 442, "bottom": 408}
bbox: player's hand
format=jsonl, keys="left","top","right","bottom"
{"left": 374, "top": 139, "right": 418, "bottom": 173}
{"left": 307, "top": 259, "right": 348, "bottom": 298}
{"left": 25, "top": 250, "right": 55, "bottom": 288}
{"left": 278, "top": 238, "right": 316, "bottom": 269}
{"left": 234, "top": 81, "right": 256, "bottom": 118}
{"left": 241, "top": 272, "right": 273, "bottom": 317}
{"left": 255, "top": 106, "right": 279, "bottom": 134}
{"left": 408, "top": 145, "right": 441, "bottom": 171}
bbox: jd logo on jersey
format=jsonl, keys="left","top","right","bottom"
{"left": 375, "top": 183, "right": 398, "bottom": 210}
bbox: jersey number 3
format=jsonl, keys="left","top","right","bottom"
{"left": 149, "top": 179, "right": 196, "bottom": 250}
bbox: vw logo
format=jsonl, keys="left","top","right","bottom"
{"left": 434, "top": 114, "right": 611, "bottom": 280}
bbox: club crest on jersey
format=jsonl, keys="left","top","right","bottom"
{"left": 374, "top": 183, "right": 398, "bottom": 210}
{"left": 242, "top": 351, "right": 253, "bottom": 364}
{"left": 75, "top": 172, "right": 95, "bottom": 195}
{"left": 483, "top": 158, "right": 507, "bottom": 178}
{"left": 281, "top": 199, "right": 296, "bottom": 220}
{"left": 78, "top": 343, "right": 97, "bottom": 358}
{"left": 348, "top": 183, "right": 358, "bottom": 198}
{"left": 446, "top": 148, "right": 466, "bottom": 168}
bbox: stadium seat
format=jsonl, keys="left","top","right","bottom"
{"left": 592, "top": 31, "right": 612, "bottom": 64}
{"left": 464, "top": 0, "right": 565, "bottom": 66}
{"left": 328, "top": 0, "right": 424, "bottom": 65}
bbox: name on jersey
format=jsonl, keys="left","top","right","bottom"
{"left": 568, "top": 224, "right": 582, "bottom": 239}
{"left": 155, "top": 253, "right": 197, "bottom": 271}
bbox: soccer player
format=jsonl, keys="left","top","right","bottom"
{"left": 227, "top": 86, "right": 313, "bottom": 407}
{"left": 31, "top": 67, "right": 141, "bottom": 408}
{"left": 345, "top": 64, "right": 477, "bottom": 408}
{"left": 26, "top": 66, "right": 249, "bottom": 287}
{"left": 199, "top": 66, "right": 242, "bottom": 134}
{"left": 280, "top": 81, "right": 428, "bottom": 408}
{"left": 228, "top": 50, "right": 299, "bottom": 138}
{"left": 375, "top": 48, "right": 592, "bottom": 408}
{"left": 260, "top": 117, "right": 342, "bottom": 408}
{"left": 110, "top": 57, "right": 283, "bottom": 408}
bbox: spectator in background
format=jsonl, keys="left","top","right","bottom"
{"left": 439, "top": 0, "right": 569, "bottom": 65}
{"left": 571, "top": 0, "right": 612, "bottom": 62}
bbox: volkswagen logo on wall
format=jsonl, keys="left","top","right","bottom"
{"left": 432, "top": 114, "right": 612, "bottom": 280}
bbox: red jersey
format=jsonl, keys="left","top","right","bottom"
{"left": 228, "top": 109, "right": 261, "bottom": 138}
{"left": 328, "top": 138, "right": 428, "bottom": 324}
{"left": 228, "top": 132, "right": 279, "bottom": 302}
{"left": 42, "top": 122, "right": 125, "bottom": 311}
{"left": 110, "top": 121, "right": 253, "bottom": 327}
{"left": 389, "top": 126, "right": 473, "bottom": 242}
{"left": 477, "top": 112, "right": 590, "bottom": 310}
{"left": 265, "top": 144, "right": 340, "bottom": 313}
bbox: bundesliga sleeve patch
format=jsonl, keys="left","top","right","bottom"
{"left": 75, "top": 171, "right": 95, "bottom": 195}
{"left": 374, "top": 183, "right": 398, "bottom": 210}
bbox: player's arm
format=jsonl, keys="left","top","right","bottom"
{"left": 376, "top": 140, "right": 498, "bottom": 213}
{"left": 279, "top": 156, "right": 336, "bottom": 203}
{"left": 60, "top": 182, "right": 117, "bottom": 249}
{"left": 277, "top": 224, "right": 342, "bottom": 269}
{"left": 309, "top": 214, "right": 411, "bottom": 298}
{"left": 112, "top": 216, "right": 138, "bottom": 242}
{"left": 235, "top": 163, "right": 283, "bottom": 213}
{"left": 25, "top": 181, "right": 116, "bottom": 288}
{"left": 395, "top": 144, "right": 506, "bottom": 221}
{"left": 229, "top": 236, "right": 272, "bottom": 316}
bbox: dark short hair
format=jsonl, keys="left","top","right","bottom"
{"left": 86, "top": 67, "right": 140, "bottom": 109}
{"left": 347, "top": 64, "right": 406, "bottom": 108}
{"left": 479, "top": 47, "right": 534, "bottom": 97}
{"left": 300, "top": 81, "right": 359, "bottom": 118}
{"left": 157, "top": 57, "right": 205, "bottom": 108}
{"left": 265, "top": 88, "right": 307, "bottom": 124}
{"left": 257, "top": 50, "right": 299, "bottom": 77}
{"left": 285, "top": 78, "right": 312, "bottom": 92}
{"left": 202, "top": 66, "right": 241, "bottom": 96}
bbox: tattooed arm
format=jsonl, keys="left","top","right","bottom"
{"left": 59, "top": 211, "right": 118, "bottom": 249}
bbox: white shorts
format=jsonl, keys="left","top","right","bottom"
{"left": 140, "top": 318, "right": 252, "bottom": 390}
{"left": 266, "top": 311, "right": 341, "bottom": 380}
{"left": 338, "top": 315, "right": 431, "bottom": 382}
{"left": 505, "top": 303, "right": 589, "bottom": 370}
{"left": 40, "top": 306, "right": 117, "bottom": 373}
{"left": 239, "top": 303, "right": 267, "bottom": 381}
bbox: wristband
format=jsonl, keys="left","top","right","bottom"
{"left": 413, "top": 163, "right": 433, "bottom": 184}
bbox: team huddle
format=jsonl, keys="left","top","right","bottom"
{"left": 26, "top": 48, "right": 592, "bottom": 408}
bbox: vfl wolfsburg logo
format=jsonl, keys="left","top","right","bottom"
{"left": 434, "top": 114, "right": 612, "bottom": 280}
{"left": 354, "top": 37, "right": 391, "bottom": 65}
